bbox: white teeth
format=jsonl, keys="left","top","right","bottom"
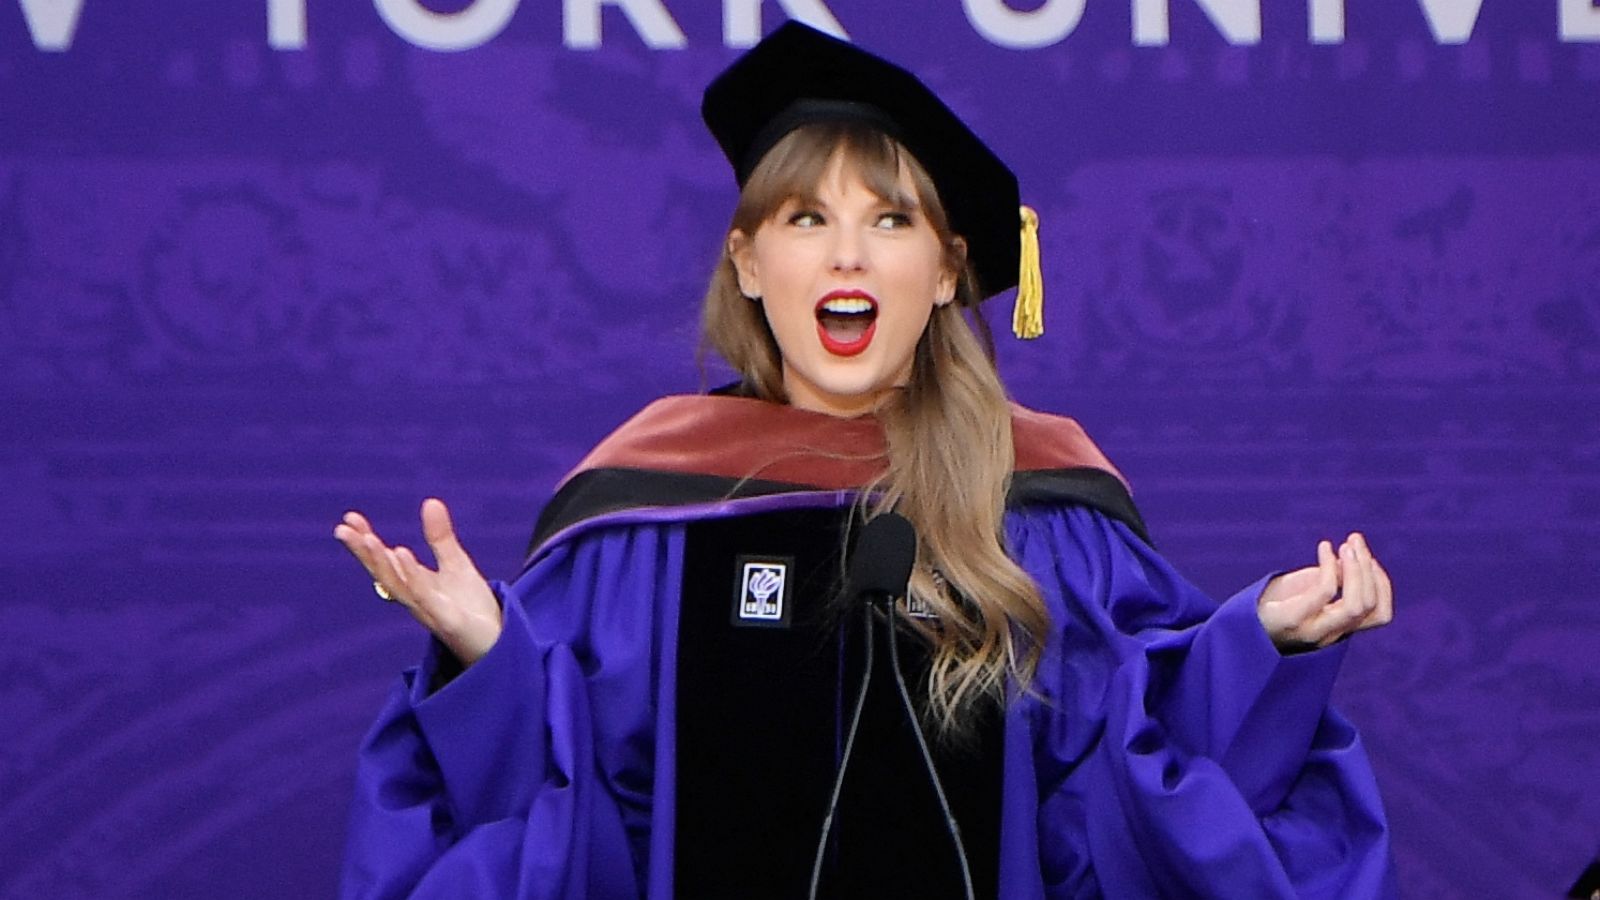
{"left": 820, "top": 297, "right": 875, "bottom": 315}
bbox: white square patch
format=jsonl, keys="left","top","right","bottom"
{"left": 739, "top": 561, "right": 787, "bottom": 621}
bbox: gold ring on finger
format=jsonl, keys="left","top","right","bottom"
{"left": 373, "top": 580, "right": 397, "bottom": 602}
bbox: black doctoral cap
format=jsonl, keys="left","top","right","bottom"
{"left": 701, "top": 21, "right": 1043, "bottom": 336}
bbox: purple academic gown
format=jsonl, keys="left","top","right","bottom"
{"left": 341, "top": 492, "right": 1397, "bottom": 899}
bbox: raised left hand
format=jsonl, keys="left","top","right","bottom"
{"left": 1257, "top": 532, "right": 1394, "bottom": 652}
{"left": 333, "top": 498, "right": 503, "bottom": 666}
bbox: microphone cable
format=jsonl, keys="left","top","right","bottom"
{"left": 882, "top": 602, "right": 976, "bottom": 900}
{"left": 806, "top": 597, "right": 876, "bottom": 900}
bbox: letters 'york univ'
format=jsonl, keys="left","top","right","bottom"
{"left": 14, "top": 0, "right": 1600, "bottom": 53}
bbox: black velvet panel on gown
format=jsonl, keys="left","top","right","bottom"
{"left": 675, "top": 507, "right": 1003, "bottom": 899}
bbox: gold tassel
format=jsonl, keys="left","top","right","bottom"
{"left": 1013, "top": 205, "right": 1044, "bottom": 339}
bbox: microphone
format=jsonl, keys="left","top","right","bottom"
{"left": 806, "top": 513, "right": 975, "bottom": 900}
{"left": 844, "top": 511, "right": 917, "bottom": 606}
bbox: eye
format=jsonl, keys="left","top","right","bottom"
{"left": 787, "top": 209, "right": 825, "bottom": 228}
{"left": 875, "top": 211, "right": 914, "bottom": 229}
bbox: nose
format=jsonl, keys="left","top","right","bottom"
{"left": 829, "top": 224, "right": 866, "bottom": 274}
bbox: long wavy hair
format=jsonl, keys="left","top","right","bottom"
{"left": 700, "top": 121, "right": 1050, "bottom": 736}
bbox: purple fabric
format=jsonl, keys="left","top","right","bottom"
{"left": 343, "top": 524, "right": 685, "bottom": 898}
{"left": 1004, "top": 507, "right": 1394, "bottom": 898}
{"left": 342, "top": 495, "right": 1393, "bottom": 898}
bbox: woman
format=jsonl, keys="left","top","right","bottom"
{"left": 336, "top": 22, "right": 1397, "bottom": 899}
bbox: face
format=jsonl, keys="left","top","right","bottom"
{"left": 729, "top": 152, "right": 956, "bottom": 418}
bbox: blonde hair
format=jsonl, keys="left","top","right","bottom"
{"left": 700, "top": 122, "right": 1049, "bottom": 736}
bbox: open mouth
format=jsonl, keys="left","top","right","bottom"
{"left": 814, "top": 292, "right": 878, "bottom": 357}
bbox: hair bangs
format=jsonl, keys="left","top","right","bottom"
{"left": 733, "top": 122, "right": 941, "bottom": 234}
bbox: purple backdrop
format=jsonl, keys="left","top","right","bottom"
{"left": 3, "top": 2, "right": 1598, "bottom": 897}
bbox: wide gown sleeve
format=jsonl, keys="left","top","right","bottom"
{"left": 1005, "top": 505, "right": 1397, "bottom": 899}
{"left": 340, "top": 523, "right": 682, "bottom": 900}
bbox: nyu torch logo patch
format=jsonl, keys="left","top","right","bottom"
{"left": 732, "top": 556, "right": 793, "bottom": 628}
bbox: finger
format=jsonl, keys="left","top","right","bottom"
{"left": 336, "top": 512, "right": 391, "bottom": 553}
{"left": 392, "top": 546, "right": 432, "bottom": 612}
{"left": 1317, "top": 541, "right": 1372, "bottom": 644}
{"left": 1349, "top": 534, "right": 1377, "bottom": 617}
{"left": 1278, "top": 540, "right": 1339, "bottom": 621}
{"left": 366, "top": 535, "right": 414, "bottom": 607}
{"left": 341, "top": 510, "right": 376, "bottom": 536}
{"left": 421, "top": 498, "right": 473, "bottom": 571}
{"left": 336, "top": 513, "right": 398, "bottom": 574}
{"left": 1316, "top": 539, "right": 1340, "bottom": 600}
{"left": 394, "top": 544, "right": 421, "bottom": 578}
{"left": 334, "top": 523, "right": 380, "bottom": 575}
{"left": 1362, "top": 553, "right": 1395, "bottom": 629}
{"left": 1332, "top": 533, "right": 1390, "bottom": 634}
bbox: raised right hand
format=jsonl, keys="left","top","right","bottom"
{"left": 334, "top": 497, "right": 503, "bottom": 666}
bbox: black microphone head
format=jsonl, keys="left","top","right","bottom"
{"left": 847, "top": 512, "right": 918, "bottom": 601}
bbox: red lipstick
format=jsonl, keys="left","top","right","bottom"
{"left": 814, "top": 290, "right": 878, "bottom": 357}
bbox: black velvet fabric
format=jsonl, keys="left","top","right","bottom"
{"left": 674, "top": 507, "right": 1003, "bottom": 899}
{"left": 527, "top": 464, "right": 1148, "bottom": 558}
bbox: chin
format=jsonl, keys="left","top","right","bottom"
{"left": 805, "top": 372, "right": 903, "bottom": 411}
{"left": 813, "top": 361, "right": 885, "bottom": 393}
